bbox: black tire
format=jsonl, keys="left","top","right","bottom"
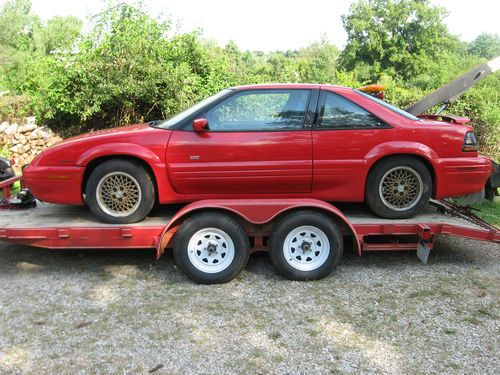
{"left": 485, "top": 185, "right": 497, "bottom": 202}
{"left": 173, "top": 212, "right": 250, "bottom": 284}
{"left": 85, "top": 159, "right": 155, "bottom": 224}
{"left": 365, "top": 157, "right": 432, "bottom": 219}
{"left": 4, "top": 167, "right": 15, "bottom": 179}
{"left": 0, "top": 167, "right": 15, "bottom": 182}
{"left": 269, "top": 210, "right": 343, "bottom": 281}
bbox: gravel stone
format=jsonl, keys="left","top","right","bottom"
{"left": 0, "top": 236, "right": 498, "bottom": 374}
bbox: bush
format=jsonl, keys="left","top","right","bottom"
{"left": 20, "top": 4, "right": 235, "bottom": 136}
{"left": 0, "top": 94, "right": 31, "bottom": 121}
{"left": 447, "top": 72, "right": 500, "bottom": 160}
{"left": 0, "top": 145, "right": 8, "bottom": 158}
{"left": 0, "top": 1, "right": 498, "bottom": 163}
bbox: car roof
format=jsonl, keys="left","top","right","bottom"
{"left": 231, "top": 83, "right": 354, "bottom": 93}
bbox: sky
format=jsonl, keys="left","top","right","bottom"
{"left": 13, "top": 0, "right": 500, "bottom": 51}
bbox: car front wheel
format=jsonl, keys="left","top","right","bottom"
{"left": 85, "top": 159, "right": 155, "bottom": 224}
{"left": 365, "top": 157, "right": 432, "bottom": 219}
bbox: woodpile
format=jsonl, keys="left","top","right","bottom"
{"left": 0, "top": 117, "right": 62, "bottom": 172}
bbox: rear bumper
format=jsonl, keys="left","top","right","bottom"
{"left": 22, "top": 165, "right": 85, "bottom": 205}
{"left": 434, "top": 156, "right": 491, "bottom": 199}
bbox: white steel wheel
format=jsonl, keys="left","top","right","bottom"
{"left": 187, "top": 228, "right": 235, "bottom": 274}
{"left": 282, "top": 225, "right": 330, "bottom": 271}
{"left": 269, "top": 211, "right": 343, "bottom": 281}
{"left": 379, "top": 166, "right": 423, "bottom": 212}
{"left": 96, "top": 171, "right": 142, "bottom": 217}
{"left": 173, "top": 212, "right": 250, "bottom": 284}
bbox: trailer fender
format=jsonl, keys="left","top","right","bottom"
{"left": 156, "top": 198, "right": 360, "bottom": 258}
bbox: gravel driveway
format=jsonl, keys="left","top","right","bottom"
{"left": 0, "top": 237, "right": 498, "bottom": 374}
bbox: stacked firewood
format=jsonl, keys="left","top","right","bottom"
{"left": 0, "top": 117, "right": 62, "bottom": 171}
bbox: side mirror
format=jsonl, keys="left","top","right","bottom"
{"left": 192, "top": 118, "right": 208, "bottom": 132}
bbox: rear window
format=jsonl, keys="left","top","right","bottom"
{"left": 355, "top": 90, "right": 421, "bottom": 121}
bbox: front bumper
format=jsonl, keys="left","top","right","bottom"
{"left": 22, "top": 165, "right": 85, "bottom": 205}
{"left": 434, "top": 156, "right": 491, "bottom": 199}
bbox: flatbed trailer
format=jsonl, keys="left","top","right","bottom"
{"left": 1, "top": 177, "right": 499, "bottom": 283}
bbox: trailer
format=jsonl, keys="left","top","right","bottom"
{"left": 1, "top": 176, "right": 498, "bottom": 284}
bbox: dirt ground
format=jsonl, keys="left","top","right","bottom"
{"left": 0, "top": 236, "right": 498, "bottom": 374}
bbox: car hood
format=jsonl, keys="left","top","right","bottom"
{"left": 28, "top": 123, "right": 172, "bottom": 167}
{"left": 56, "top": 123, "right": 152, "bottom": 146}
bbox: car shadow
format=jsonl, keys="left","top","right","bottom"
{"left": 0, "top": 234, "right": 496, "bottom": 282}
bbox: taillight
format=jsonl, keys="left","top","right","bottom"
{"left": 462, "top": 132, "right": 479, "bottom": 152}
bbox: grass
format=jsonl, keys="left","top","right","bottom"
{"left": 472, "top": 198, "right": 500, "bottom": 227}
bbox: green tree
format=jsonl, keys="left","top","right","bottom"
{"left": 468, "top": 33, "right": 500, "bottom": 59}
{"left": 22, "top": 3, "right": 234, "bottom": 135}
{"left": 0, "top": 0, "right": 36, "bottom": 56}
{"left": 340, "top": 0, "right": 460, "bottom": 81}
{"left": 33, "top": 16, "right": 82, "bottom": 55}
{"left": 0, "top": 0, "right": 82, "bottom": 92}
{"left": 296, "top": 36, "right": 339, "bottom": 83}
{"left": 0, "top": 0, "right": 38, "bottom": 88}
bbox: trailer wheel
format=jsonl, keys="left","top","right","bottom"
{"left": 85, "top": 159, "right": 155, "bottom": 224}
{"left": 173, "top": 212, "right": 250, "bottom": 284}
{"left": 269, "top": 210, "right": 343, "bottom": 281}
{"left": 366, "top": 157, "right": 432, "bottom": 219}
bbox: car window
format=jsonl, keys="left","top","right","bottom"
{"left": 355, "top": 90, "right": 420, "bottom": 121}
{"left": 158, "top": 89, "right": 233, "bottom": 129}
{"left": 318, "top": 91, "right": 386, "bottom": 129}
{"left": 205, "top": 89, "right": 310, "bottom": 131}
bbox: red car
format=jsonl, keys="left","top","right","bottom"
{"left": 23, "top": 84, "right": 491, "bottom": 223}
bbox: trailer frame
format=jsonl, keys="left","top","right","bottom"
{"left": 1, "top": 178, "right": 498, "bottom": 267}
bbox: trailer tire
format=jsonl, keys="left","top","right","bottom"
{"left": 366, "top": 157, "right": 432, "bottom": 219}
{"left": 86, "top": 159, "right": 155, "bottom": 224}
{"left": 269, "top": 210, "right": 343, "bottom": 281}
{"left": 173, "top": 212, "right": 250, "bottom": 284}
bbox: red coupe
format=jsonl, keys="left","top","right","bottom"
{"left": 23, "top": 84, "right": 491, "bottom": 223}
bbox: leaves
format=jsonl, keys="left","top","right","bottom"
{"left": 0, "top": 0, "right": 498, "bottom": 159}
{"left": 340, "top": 0, "right": 460, "bottom": 81}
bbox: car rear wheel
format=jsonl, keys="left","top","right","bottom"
{"left": 173, "top": 212, "right": 250, "bottom": 284}
{"left": 366, "top": 157, "right": 432, "bottom": 219}
{"left": 268, "top": 210, "right": 343, "bottom": 281}
{"left": 85, "top": 159, "right": 155, "bottom": 224}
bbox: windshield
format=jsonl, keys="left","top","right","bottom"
{"left": 157, "top": 89, "right": 233, "bottom": 128}
{"left": 355, "top": 90, "right": 420, "bottom": 121}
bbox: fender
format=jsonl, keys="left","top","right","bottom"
{"left": 364, "top": 141, "right": 439, "bottom": 167}
{"left": 156, "top": 198, "right": 361, "bottom": 258}
{"left": 76, "top": 143, "right": 163, "bottom": 167}
{"left": 76, "top": 143, "right": 173, "bottom": 202}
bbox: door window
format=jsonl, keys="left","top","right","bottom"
{"left": 318, "top": 91, "right": 386, "bottom": 129}
{"left": 205, "top": 89, "right": 310, "bottom": 131}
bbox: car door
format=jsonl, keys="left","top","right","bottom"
{"left": 312, "top": 89, "right": 392, "bottom": 201}
{"left": 166, "top": 89, "right": 314, "bottom": 195}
